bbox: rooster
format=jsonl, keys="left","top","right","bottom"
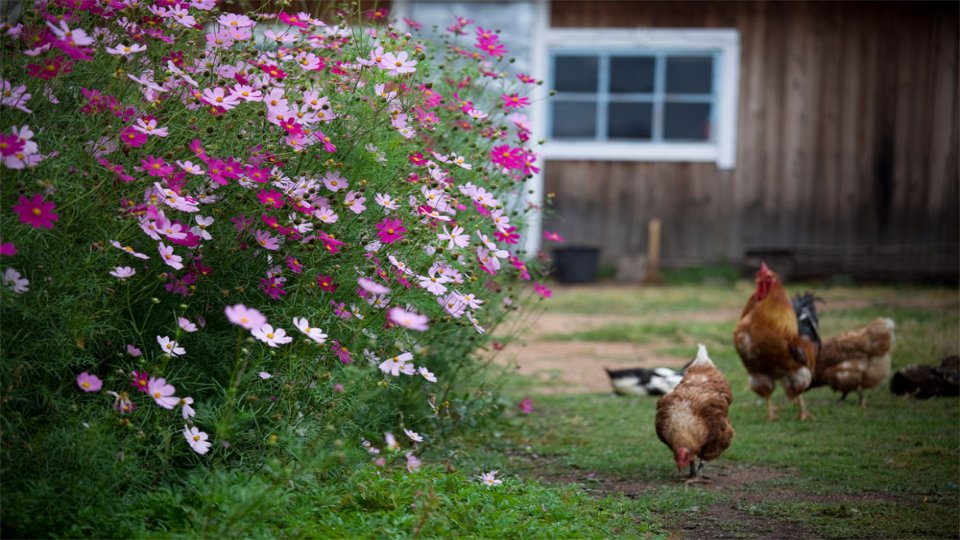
{"left": 655, "top": 344, "right": 734, "bottom": 481}
{"left": 734, "top": 263, "right": 820, "bottom": 421}
{"left": 808, "top": 318, "right": 895, "bottom": 406}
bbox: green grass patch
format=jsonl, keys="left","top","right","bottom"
{"left": 476, "top": 282, "right": 960, "bottom": 538}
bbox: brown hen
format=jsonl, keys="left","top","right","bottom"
{"left": 655, "top": 344, "right": 734, "bottom": 480}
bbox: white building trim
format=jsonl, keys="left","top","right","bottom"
{"left": 541, "top": 27, "right": 740, "bottom": 169}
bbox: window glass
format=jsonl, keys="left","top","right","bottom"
{"left": 554, "top": 56, "right": 599, "bottom": 93}
{"left": 665, "top": 56, "right": 713, "bottom": 94}
{"left": 552, "top": 101, "right": 598, "bottom": 138}
{"left": 607, "top": 102, "right": 653, "bottom": 140}
{"left": 609, "top": 56, "right": 655, "bottom": 94}
{"left": 663, "top": 102, "right": 712, "bottom": 141}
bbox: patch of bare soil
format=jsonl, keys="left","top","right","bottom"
{"left": 519, "top": 458, "right": 908, "bottom": 539}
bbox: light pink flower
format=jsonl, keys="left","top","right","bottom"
{"left": 158, "top": 242, "right": 183, "bottom": 270}
{"left": 224, "top": 304, "right": 266, "bottom": 330}
{"left": 183, "top": 425, "right": 211, "bottom": 454}
{"left": 76, "top": 372, "right": 102, "bottom": 392}
{"left": 179, "top": 396, "right": 196, "bottom": 419}
{"left": 109, "top": 266, "right": 136, "bottom": 280}
{"left": 388, "top": 307, "right": 429, "bottom": 331}
{"left": 147, "top": 377, "right": 179, "bottom": 409}
{"left": 178, "top": 317, "right": 198, "bottom": 332}
{"left": 403, "top": 428, "right": 423, "bottom": 443}
{"left": 479, "top": 470, "right": 502, "bottom": 486}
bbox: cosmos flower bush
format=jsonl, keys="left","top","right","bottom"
{"left": 0, "top": 1, "right": 551, "bottom": 533}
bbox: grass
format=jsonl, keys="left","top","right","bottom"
{"left": 469, "top": 280, "right": 960, "bottom": 538}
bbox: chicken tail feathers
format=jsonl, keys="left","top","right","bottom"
{"left": 792, "top": 292, "right": 824, "bottom": 347}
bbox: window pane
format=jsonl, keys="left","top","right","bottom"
{"left": 554, "top": 56, "right": 598, "bottom": 93}
{"left": 664, "top": 103, "right": 712, "bottom": 141}
{"left": 610, "top": 57, "right": 655, "bottom": 93}
{"left": 665, "top": 56, "right": 713, "bottom": 94}
{"left": 552, "top": 101, "right": 597, "bottom": 138}
{"left": 607, "top": 102, "right": 653, "bottom": 140}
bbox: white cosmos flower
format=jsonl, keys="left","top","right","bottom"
{"left": 292, "top": 317, "right": 327, "bottom": 344}
{"left": 157, "top": 335, "right": 185, "bottom": 357}
{"left": 252, "top": 324, "right": 293, "bottom": 347}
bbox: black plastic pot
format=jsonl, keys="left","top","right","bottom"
{"left": 552, "top": 246, "right": 600, "bottom": 283}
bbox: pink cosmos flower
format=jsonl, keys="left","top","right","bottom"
{"left": 158, "top": 242, "right": 184, "bottom": 270}
{"left": 0, "top": 242, "right": 16, "bottom": 256}
{"left": 142, "top": 155, "right": 173, "bottom": 177}
{"left": 479, "top": 470, "right": 502, "bottom": 486}
{"left": 406, "top": 452, "right": 422, "bottom": 473}
{"left": 120, "top": 126, "right": 148, "bottom": 148}
{"left": 376, "top": 218, "right": 406, "bottom": 244}
{"left": 331, "top": 340, "right": 352, "bottom": 364}
{"left": 105, "top": 43, "right": 147, "bottom": 57}
{"left": 201, "top": 87, "right": 240, "bottom": 110}
{"left": 533, "top": 283, "right": 553, "bottom": 299}
{"left": 257, "top": 189, "right": 285, "bottom": 208}
{"left": 316, "top": 274, "right": 337, "bottom": 293}
{"left": 0, "top": 133, "right": 25, "bottom": 157}
{"left": 12, "top": 194, "right": 58, "bottom": 229}
{"left": 254, "top": 230, "right": 280, "bottom": 250}
{"left": 147, "top": 377, "right": 179, "bottom": 409}
{"left": 501, "top": 93, "right": 530, "bottom": 109}
{"left": 131, "top": 370, "right": 149, "bottom": 393}
{"left": 358, "top": 277, "right": 390, "bottom": 296}
{"left": 388, "top": 307, "right": 429, "bottom": 331}
{"left": 4, "top": 268, "right": 31, "bottom": 294}
{"left": 127, "top": 345, "right": 143, "bottom": 358}
{"left": 404, "top": 428, "right": 424, "bottom": 443}
{"left": 224, "top": 304, "right": 266, "bottom": 330}
{"left": 418, "top": 366, "right": 437, "bottom": 383}
{"left": 109, "top": 266, "right": 135, "bottom": 280}
{"left": 179, "top": 396, "right": 196, "bottom": 419}
{"left": 111, "top": 240, "right": 150, "bottom": 259}
{"left": 109, "top": 391, "right": 136, "bottom": 414}
{"left": 178, "top": 317, "right": 198, "bottom": 332}
{"left": 218, "top": 13, "right": 254, "bottom": 28}
{"left": 380, "top": 51, "right": 417, "bottom": 75}
{"left": 133, "top": 117, "right": 169, "bottom": 137}
{"left": 543, "top": 230, "right": 565, "bottom": 242}
{"left": 322, "top": 171, "right": 348, "bottom": 192}
{"left": 76, "top": 372, "right": 102, "bottom": 393}
{"left": 183, "top": 425, "right": 211, "bottom": 454}
{"left": 519, "top": 397, "right": 534, "bottom": 414}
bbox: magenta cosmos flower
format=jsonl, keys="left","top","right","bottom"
{"left": 376, "top": 218, "right": 406, "bottom": 244}
{"left": 12, "top": 194, "right": 59, "bottom": 229}
{"left": 76, "top": 372, "right": 102, "bottom": 393}
{"left": 224, "top": 304, "right": 266, "bottom": 330}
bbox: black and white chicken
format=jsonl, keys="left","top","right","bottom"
{"left": 605, "top": 365, "right": 685, "bottom": 396}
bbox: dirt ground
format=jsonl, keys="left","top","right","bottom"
{"left": 497, "top": 311, "right": 697, "bottom": 394}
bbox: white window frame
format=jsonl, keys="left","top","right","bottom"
{"left": 537, "top": 28, "right": 740, "bottom": 169}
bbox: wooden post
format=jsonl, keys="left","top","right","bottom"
{"left": 645, "top": 218, "right": 664, "bottom": 284}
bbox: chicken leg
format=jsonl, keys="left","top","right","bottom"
{"left": 797, "top": 395, "right": 812, "bottom": 421}
{"left": 766, "top": 396, "right": 779, "bottom": 421}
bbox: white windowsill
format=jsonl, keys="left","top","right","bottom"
{"left": 541, "top": 141, "right": 719, "bottom": 163}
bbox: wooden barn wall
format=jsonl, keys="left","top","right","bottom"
{"left": 544, "top": 1, "right": 959, "bottom": 277}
